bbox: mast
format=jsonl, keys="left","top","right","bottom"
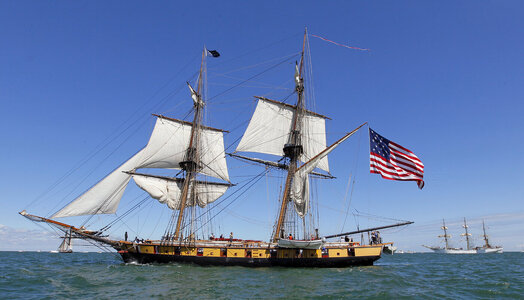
{"left": 174, "top": 48, "right": 206, "bottom": 241}
{"left": 438, "top": 219, "right": 450, "bottom": 249}
{"left": 461, "top": 217, "right": 471, "bottom": 250}
{"left": 482, "top": 219, "right": 491, "bottom": 248}
{"left": 273, "top": 29, "right": 308, "bottom": 242}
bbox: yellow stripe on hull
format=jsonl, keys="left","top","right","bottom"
{"left": 117, "top": 241, "right": 382, "bottom": 260}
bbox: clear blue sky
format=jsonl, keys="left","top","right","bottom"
{"left": 1, "top": 1, "right": 523, "bottom": 251}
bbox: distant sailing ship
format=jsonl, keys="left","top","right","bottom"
{"left": 475, "top": 220, "right": 503, "bottom": 253}
{"left": 58, "top": 229, "right": 73, "bottom": 253}
{"left": 20, "top": 30, "right": 413, "bottom": 267}
{"left": 423, "top": 218, "right": 502, "bottom": 254}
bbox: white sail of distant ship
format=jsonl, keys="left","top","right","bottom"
{"left": 423, "top": 218, "right": 503, "bottom": 254}
{"left": 58, "top": 229, "right": 73, "bottom": 253}
{"left": 423, "top": 218, "right": 476, "bottom": 254}
{"left": 475, "top": 220, "right": 503, "bottom": 253}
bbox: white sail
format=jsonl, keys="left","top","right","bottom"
{"left": 132, "top": 174, "right": 229, "bottom": 209}
{"left": 58, "top": 230, "right": 72, "bottom": 253}
{"left": 52, "top": 149, "right": 146, "bottom": 218}
{"left": 290, "top": 127, "right": 362, "bottom": 217}
{"left": 138, "top": 116, "right": 229, "bottom": 181}
{"left": 236, "top": 98, "right": 329, "bottom": 172}
{"left": 52, "top": 115, "right": 229, "bottom": 218}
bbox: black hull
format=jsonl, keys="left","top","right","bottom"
{"left": 119, "top": 252, "right": 380, "bottom": 268}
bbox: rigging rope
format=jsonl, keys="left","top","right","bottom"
{"left": 27, "top": 53, "right": 200, "bottom": 214}
{"left": 206, "top": 54, "right": 300, "bottom": 103}
{"left": 187, "top": 169, "right": 269, "bottom": 235}
{"left": 340, "top": 128, "right": 364, "bottom": 231}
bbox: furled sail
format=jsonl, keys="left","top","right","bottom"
{"left": 290, "top": 124, "right": 365, "bottom": 217}
{"left": 138, "top": 116, "right": 229, "bottom": 181}
{"left": 132, "top": 174, "right": 229, "bottom": 210}
{"left": 52, "top": 149, "right": 146, "bottom": 218}
{"left": 236, "top": 98, "right": 329, "bottom": 172}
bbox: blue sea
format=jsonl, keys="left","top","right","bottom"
{"left": 0, "top": 251, "right": 522, "bottom": 299}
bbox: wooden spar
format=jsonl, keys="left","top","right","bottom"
{"left": 173, "top": 175, "right": 192, "bottom": 239}
{"left": 153, "top": 114, "right": 228, "bottom": 133}
{"left": 228, "top": 153, "right": 287, "bottom": 169}
{"left": 462, "top": 217, "right": 471, "bottom": 250}
{"left": 18, "top": 211, "right": 117, "bottom": 246}
{"left": 124, "top": 171, "right": 233, "bottom": 187}
{"left": 273, "top": 163, "right": 297, "bottom": 242}
{"left": 440, "top": 219, "right": 450, "bottom": 249}
{"left": 174, "top": 48, "right": 206, "bottom": 241}
{"left": 299, "top": 27, "right": 307, "bottom": 78}
{"left": 295, "top": 122, "right": 368, "bottom": 173}
{"left": 273, "top": 28, "right": 308, "bottom": 243}
{"left": 254, "top": 96, "right": 330, "bottom": 120}
{"left": 323, "top": 221, "right": 414, "bottom": 239}
{"left": 228, "top": 153, "right": 335, "bottom": 179}
{"left": 20, "top": 211, "right": 76, "bottom": 230}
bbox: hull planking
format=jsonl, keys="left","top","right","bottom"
{"left": 115, "top": 240, "right": 383, "bottom": 267}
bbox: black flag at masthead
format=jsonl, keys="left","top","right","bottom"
{"left": 207, "top": 49, "right": 220, "bottom": 57}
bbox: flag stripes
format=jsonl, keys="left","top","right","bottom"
{"left": 369, "top": 128, "right": 424, "bottom": 189}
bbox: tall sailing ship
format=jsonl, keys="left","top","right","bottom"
{"left": 20, "top": 31, "right": 410, "bottom": 267}
{"left": 58, "top": 229, "right": 73, "bottom": 253}
{"left": 423, "top": 218, "right": 502, "bottom": 254}
{"left": 475, "top": 220, "right": 503, "bottom": 253}
{"left": 423, "top": 218, "right": 476, "bottom": 254}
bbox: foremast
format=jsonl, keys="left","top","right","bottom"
{"left": 174, "top": 48, "right": 206, "bottom": 241}
{"left": 22, "top": 46, "right": 231, "bottom": 246}
{"left": 273, "top": 29, "right": 308, "bottom": 242}
{"left": 439, "top": 219, "right": 451, "bottom": 249}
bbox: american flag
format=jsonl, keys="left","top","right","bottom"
{"left": 369, "top": 128, "right": 424, "bottom": 189}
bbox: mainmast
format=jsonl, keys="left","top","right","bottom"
{"left": 174, "top": 48, "right": 206, "bottom": 241}
{"left": 273, "top": 29, "right": 308, "bottom": 242}
{"left": 438, "top": 219, "right": 450, "bottom": 249}
{"left": 461, "top": 217, "right": 471, "bottom": 250}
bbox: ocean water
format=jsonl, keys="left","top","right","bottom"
{"left": 0, "top": 251, "right": 522, "bottom": 299}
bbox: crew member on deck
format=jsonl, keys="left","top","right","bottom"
{"left": 289, "top": 234, "right": 293, "bottom": 240}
